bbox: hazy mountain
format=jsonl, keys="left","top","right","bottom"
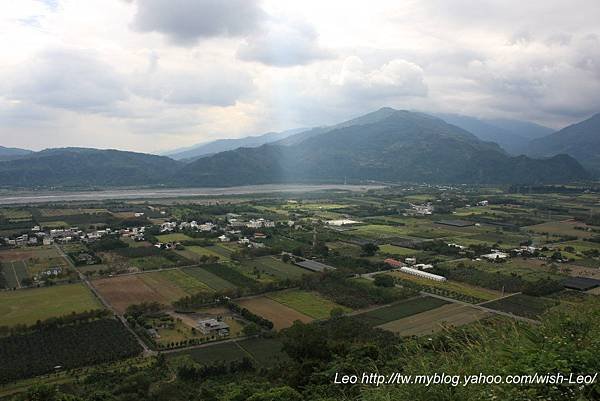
{"left": 436, "top": 114, "right": 553, "bottom": 155}
{"left": 177, "top": 109, "right": 588, "bottom": 186}
{"left": 164, "top": 128, "right": 307, "bottom": 161}
{"left": 0, "top": 146, "right": 33, "bottom": 161}
{"left": 0, "top": 148, "right": 180, "bottom": 188}
{"left": 275, "top": 107, "right": 401, "bottom": 146}
{"left": 0, "top": 109, "right": 589, "bottom": 189}
{"left": 528, "top": 113, "right": 600, "bottom": 174}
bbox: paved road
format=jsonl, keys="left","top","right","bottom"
{"left": 54, "top": 244, "right": 155, "bottom": 355}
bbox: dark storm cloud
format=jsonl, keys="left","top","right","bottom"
{"left": 131, "top": 0, "right": 265, "bottom": 44}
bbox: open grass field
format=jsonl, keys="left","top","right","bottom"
{"left": 181, "top": 267, "right": 236, "bottom": 291}
{"left": 128, "top": 256, "right": 178, "bottom": 271}
{"left": 0, "top": 283, "right": 102, "bottom": 327}
{"left": 185, "top": 246, "right": 226, "bottom": 260}
{"left": 93, "top": 274, "right": 181, "bottom": 314}
{"left": 525, "top": 220, "right": 593, "bottom": 239}
{"left": 0, "top": 247, "right": 62, "bottom": 262}
{"left": 156, "top": 233, "right": 194, "bottom": 242}
{"left": 378, "top": 303, "right": 490, "bottom": 336}
{"left": 442, "top": 258, "right": 567, "bottom": 282}
{"left": 267, "top": 290, "right": 350, "bottom": 319}
{"left": 356, "top": 296, "right": 449, "bottom": 326}
{"left": 378, "top": 244, "right": 418, "bottom": 257}
{"left": 481, "top": 294, "right": 558, "bottom": 319}
{"left": 388, "top": 271, "right": 502, "bottom": 301}
{"left": 158, "top": 269, "right": 212, "bottom": 294}
{"left": 237, "top": 296, "right": 313, "bottom": 330}
{"left": 137, "top": 271, "right": 190, "bottom": 301}
{"left": 239, "top": 256, "right": 310, "bottom": 281}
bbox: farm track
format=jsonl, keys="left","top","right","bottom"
{"left": 10, "top": 261, "right": 21, "bottom": 289}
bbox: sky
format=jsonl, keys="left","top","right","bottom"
{"left": 0, "top": 0, "right": 599, "bottom": 153}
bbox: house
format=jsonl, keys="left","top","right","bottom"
{"left": 197, "top": 318, "right": 230, "bottom": 336}
{"left": 253, "top": 232, "right": 267, "bottom": 239}
{"left": 327, "top": 219, "right": 360, "bottom": 226}
{"left": 239, "top": 237, "right": 250, "bottom": 244}
{"left": 404, "top": 257, "right": 417, "bottom": 266}
{"left": 481, "top": 251, "right": 509, "bottom": 261}
{"left": 134, "top": 212, "right": 145, "bottom": 217}
{"left": 295, "top": 259, "right": 336, "bottom": 272}
{"left": 218, "top": 235, "right": 230, "bottom": 242}
{"left": 478, "top": 200, "right": 489, "bottom": 206}
{"left": 414, "top": 263, "right": 434, "bottom": 270}
{"left": 384, "top": 258, "right": 404, "bottom": 268}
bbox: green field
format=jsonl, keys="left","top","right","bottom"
{"left": 482, "top": 294, "right": 558, "bottom": 319}
{"left": 129, "top": 256, "right": 177, "bottom": 270}
{"left": 181, "top": 267, "right": 236, "bottom": 291}
{"left": 267, "top": 290, "right": 350, "bottom": 319}
{"left": 186, "top": 246, "right": 226, "bottom": 260}
{"left": 170, "top": 337, "right": 287, "bottom": 367}
{"left": 378, "top": 244, "right": 418, "bottom": 257}
{"left": 356, "top": 296, "right": 449, "bottom": 326}
{"left": 0, "top": 283, "right": 102, "bottom": 327}
{"left": 239, "top": 256, "right": 310, "bottom": 281}
{"left": 156, "top": 233, "right": 194, "bottom": 242}
{"left": 158, "top": 269, "right": 212, "bottom": 294}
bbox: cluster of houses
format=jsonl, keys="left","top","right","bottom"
{"left": 160, "top": 221, "right": 215, "bottom": 233}
{"left": 405, "top": 203, "right": 434, "bottom": 216}
{"left": 1, "top": 223, "right": 149, "bottom": 249}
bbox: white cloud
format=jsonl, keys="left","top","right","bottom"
{"left": 1, "top": 0, "right": 600, "bottom": 152}
{"left": 237, "top": 20, "right": 333, "bottom": 67}
{"left": 3, "top": 48, "right": 127, "bottom": 112}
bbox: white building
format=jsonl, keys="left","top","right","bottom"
{"left": 400, "top": 266, "right": 446, "bottom": 282}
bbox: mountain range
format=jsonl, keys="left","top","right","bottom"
{"left": 527, "top": 113, "right": 600, "bottom": 175}
{"left": 0, "top": 108, "right": 595, "bottom": 189}
{"left": 435, "top": 114, "right": 553, "bottom": 155}
{"left": 0, "top": 146, "right": 33, "bottom": 161}
{"left": 163, "top": 128, "right": 307, "bottom": 161}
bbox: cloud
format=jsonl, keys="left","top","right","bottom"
{"left": 131, "top": 0, "right": 264, "bottom": 45}
{"left": 332, "top": 57, "right": 428, "bottom": 98}
{"left": 3, "top": 48, "right": 127, "bottom": 112}
{"left": 237, "top": 20, "right": 333, "bottom": 67}
{"left": 131, "top": 63, "right": 254, "bottom": 107}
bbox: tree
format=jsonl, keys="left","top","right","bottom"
{"left": 373, "top": 274, "right": 395, "bottom": 287}
{"left": 361, "top": 243, "right": 379, "bottom": 256}
{"left": 242, "top": 323, "right": 260, "bottom": 336}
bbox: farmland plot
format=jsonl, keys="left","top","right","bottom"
{"left": 357, "top": 296, "right": 449, "bottom": 327}
{"left": 267, "top": 290, "right": 350, "bottom": 319}
{"left": 377, "top": 303, "right": 490, "bottom": 336}
{"left": 237, "top": 296, "right": 313, "bottom": 330}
